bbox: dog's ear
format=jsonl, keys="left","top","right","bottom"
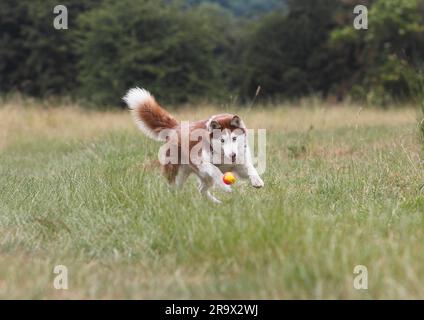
{"left": 209, "top": 120, "right": 222, "bottom": 131}
{"left": 231, "top": 115, "right": 244, "bottom": 128}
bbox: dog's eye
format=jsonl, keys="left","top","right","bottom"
{"left": 220, "top": 138, "right": 225, "bottom": 143}
{"left": 232, "top": 137, "right": 237, "bottom": 141}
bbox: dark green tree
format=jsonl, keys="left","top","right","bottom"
{"left": 76, "top": 0, "right": 233, "bottom": 105}
{"left": 331, "top": 0, "right": 424, "bottom": 103}
{"left": 241, "top": 0, "right": 341, "bottom": 100}
{"left": 185, "top": 0, "right": 286, "bottom": 17}
{"left": 0, "top": 0, "right": 102, "bottom": 97}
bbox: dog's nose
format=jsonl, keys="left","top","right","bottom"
{"left": 231, "top": 153, "right": 236, "bottom": 162}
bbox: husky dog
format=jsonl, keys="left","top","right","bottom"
{"left": 123, "top": 87, "right": 264, "bottom": 203}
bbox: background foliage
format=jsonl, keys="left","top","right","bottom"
{"left": 1, "top": 0, "right": 424, "bottom": 106}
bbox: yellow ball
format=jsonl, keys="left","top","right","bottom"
{"left": 223, "top": 172, "right": 236, "bottom": 185}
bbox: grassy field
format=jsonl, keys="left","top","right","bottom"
{"left": 1, "top": 98, "right": 424, "bottom": 299}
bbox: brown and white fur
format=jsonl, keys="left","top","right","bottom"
{"left": 123, "top": 87, "right": 264, "bottom": 203}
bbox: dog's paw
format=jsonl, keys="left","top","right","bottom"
{"left": 211, "top": 197, "right": 222, "bottom": 204}
{"left": 250, "top": 175, "right": 264, "bottom": 188}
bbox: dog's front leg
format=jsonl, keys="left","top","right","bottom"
{"left": 198, "top": 179, "right": 222, "bottom": 204}
{"left": 197, "top": 162, "right": 232, "bottom": 193}
{"left": 237, "top": 145, "right": 264, "bottom": 188}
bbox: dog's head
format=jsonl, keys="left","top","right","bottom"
{"left": 207, "top": 114, "right": 247, "bottom": 164}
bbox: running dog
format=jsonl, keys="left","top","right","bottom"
{"left": 123, "top": 87, "right": 264, "bottom": 203}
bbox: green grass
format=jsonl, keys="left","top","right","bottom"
{"left": 1, "top": 104, "right": 423, "bottom": 299}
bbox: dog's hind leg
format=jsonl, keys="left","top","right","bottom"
{"left": 162, "top": 163, "right": 179, "bottom": 184}
{"left": 175, "top": 165, "right": 191, "bottom": 189}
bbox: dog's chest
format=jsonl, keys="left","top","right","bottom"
{"left": 216, "top": 164, "right": 236, "bottom": 173}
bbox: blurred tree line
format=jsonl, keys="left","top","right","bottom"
{"left": 0, "top": 0, "right": 423, "bottom": 106}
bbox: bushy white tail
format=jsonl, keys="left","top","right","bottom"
{"left": 123, "top": 87, "right": 178, "bottom": 141}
